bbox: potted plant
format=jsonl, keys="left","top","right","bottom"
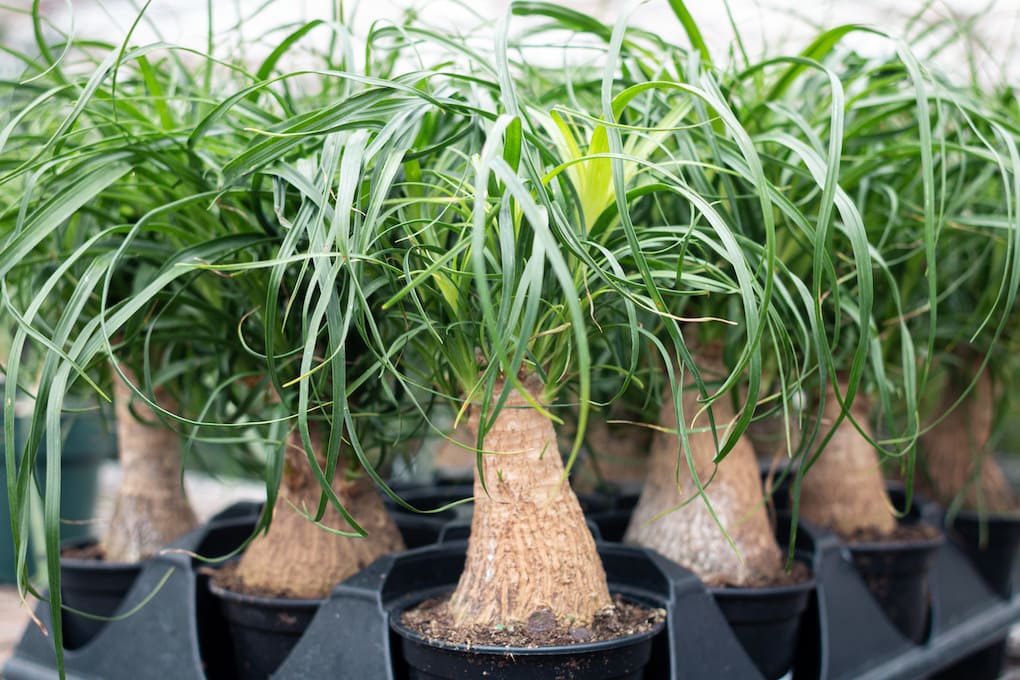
{"left": 902, "top": 64, "right": 1020, "bottom": 678}
{"left": 0, "top": 7, "right": 356, "bottom": 662}
{"left": 199, "top": 126, "right": 430, "bottom": 677}
{"left": 906, "top": 74, "right": 1020, "bottom": 589}
{"left": 732, "top": 28, "right": 1020, "bottom": 644}
{"left": 918, "top": 353, "right": 1020, "bottom": 595}
{"left": 587, "top": 20, "right": 840, "bottom": 675}
{"left": 622, "top": 342, "right": 814, "bottom": 680}
{"left": 377, "top": 108, "right": 665, "bottom": 680}
{"left": 6, "top": 2, "right": 1020, "bottom": 679}
{"left": 358, "top": 4, "right": 830, "bottom": 676}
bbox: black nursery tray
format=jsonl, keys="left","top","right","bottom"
{"left": 584, "top": 488, "right": 1020, "bottom": 680}
{"left": 273, "top": 538, "right": 772, "bottom": 678}
{"left": 4, "top": 494, "right": 1020, "bottom": 679}
{"left": 804, "top": 516, "right": 1019, "bottom": 679}
{"left": 3, "top": 501, "right": 262, "bottom": 680}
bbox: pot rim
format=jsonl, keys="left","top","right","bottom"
{"left": 389, "top": 592, "right": 666, "bottom": 656}
{"left": 207, "top": 579, "right": 324, "bottom": 609}
{"left": 706, "top": 550, "right": 816, "bottom": 597}
{"left": 60, "top": 538, "right": 144, "bottom": 572}
{"left": 846, "top": 524, "right": 945, "bottom": 554}
{"left": 708, "top": 574, "right": 816, "bottom": 598}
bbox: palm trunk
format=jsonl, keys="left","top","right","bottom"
{"left": 624, "top": 358, "right": 782, "bottom": 586}
{"left": 446, "top": 376, "right": 612, "bottom": 627}
{"left": 233, "top": 424, "right": 405, "bottom": 599}
{"left": 101, "top": 367, "right": 197, "bottom": 563}
{"left": 919, "top": 364, "right": 1015, "bottom": 513}
{"left": 799, "top": 378, "right": 896, "bottom": 537}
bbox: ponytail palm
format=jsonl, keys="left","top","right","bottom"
{"left": 729, "top": 41, "right": 907, "bottom": 536}
{"left": 727, "top": 26, "right": 1020, "bottom": 535}
{"left": 818, "top": 40, "right": 1020, "bottom": 519}
{"left": 905, "top": 85, "right": 1020, "bottom": 515}
{"left": 591, "top": 50, "right": 816, "bottom": 570}
{"left": 365, "top": 4, "right": 811, "bottom": 626}
{"left": 0, "top": 22, "right": 282, "bottom": 666}
{"left": 215, "top": 123, "right": 435, "bottom": 599}
{"left": 0, "top": 3, "right": 439, "bottom": 663}
{"left": 376, "top": 103, "right": 621, "bottom": 627}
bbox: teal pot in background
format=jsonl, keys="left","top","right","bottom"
{"left": 0, "top": 395, "right": 116, "bottom": 583}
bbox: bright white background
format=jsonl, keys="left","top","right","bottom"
{"left": 2, "top": 1, "right": 1020, "bottom": 85}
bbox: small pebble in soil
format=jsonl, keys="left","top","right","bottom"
{"left": 593, "top": 606, "right": 621, "bottom": 630}
{"left": 568, "top": 626, "right": 593, "bottom": 642}
{"left": 527, "top": 608, "right": 557, "bottom": 635}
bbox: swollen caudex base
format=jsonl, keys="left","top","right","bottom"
{"left": 919, "top": 366, "right": 1017, "bottom": 514}
{"left": 101, "top": 369, "right": 197, "bottom": 564}
{"left": 446, "top": 378, "right": 613, "bottom": 629}
{"left": 232, "top": 428, "right": 405, "bottom": 600}
{"left": 799, "top": 379, "right": 897, "bottom": 537}
{"left": 103, "top": 492, "right": 196, "bottom": 564}
{"left": 625, "top": 379, "right": 784, "bottom": 587}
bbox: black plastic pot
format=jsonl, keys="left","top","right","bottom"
{"left": 847, "top": 529, "right": 943, "bottom": 643}
{"left": 710, "top": 574, "right": 815, "bottom": 680}
{"left": 769, "top": 481, "right": 945, "bottom": 646}
{"left": 207, "top": 583, "right": 320, "bottom": 680}
{"left": 583, "top": 501, "right": 817, "bottom": 679}
{"left": 1, "top": 406, "right": 114, "bottom": 583}
{"left": 581, "top": 491, "right": 640, "bottom": 543}
{"left": 581, "top": 499, "right": 816, "bottom": 680}
{"left": 5, "top": 504, "right": 262, "bottom": 679}
{"left": 384, "top": 484, "right": 473, "bottom": 549}
{"left": 947, "top": 512, "right": 1020, "bottom": 598}
{"left": 59, "top": 541, "right": 142, "bottom": 649}
{"left": 201, "top": 499, "right": 469, "bottom": 679}
{"left": 10, "top": 499, "right": 1020, "bottom": 680}
{"left": 391, "top": 601, "right": 664, "bottom": 680}
{"left": 271, "top": 539, "right": 776, "bottom": 679}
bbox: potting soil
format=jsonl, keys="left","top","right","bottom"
{"left": 400, "top": 593, "right": 665, "bottom": 647}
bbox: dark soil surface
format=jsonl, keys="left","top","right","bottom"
{"left": 400, "top": 593, "right": 665, "bottom": 648}
{"left": 61, "top": 543, "right": 105, "bottom": 561}
{"left": 707, "top": 560, "right": 812, "bottom": 589}
{"left": 840, "top": 521, "right": 941, "bottom": 545}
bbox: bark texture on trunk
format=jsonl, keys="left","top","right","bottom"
{"left": 624, "top": 359, "right": 783, "bottom": 586}
{"left": 102, "top": 367, "right": 198, "bottom": 563}
{"left": 234, "top": 426, "right": 405, "bottom": 599}
{"left": 447, "top": 376, "right": 612, "bottom": 627}
{"left": 799, "top": 378, "right": 896, "bottom": 536}
{"left": 919, "top": 365, "right": 1016, "bottom": 512}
